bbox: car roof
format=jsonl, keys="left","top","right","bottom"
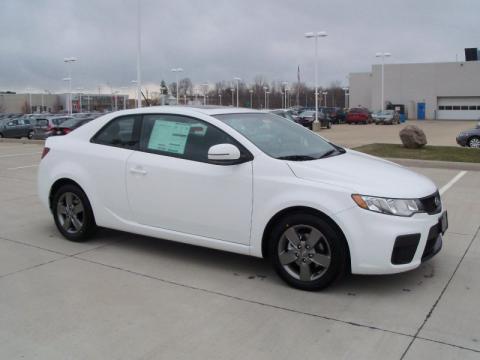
{"left": 99, "top": 106, "right": 263, "bottom": 117}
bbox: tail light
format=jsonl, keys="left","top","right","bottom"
{"left": 41, "top": 147, "right": 50, "bottom": 159}
{"left": 63, "top": 128, "right": 72, "bottom": 134}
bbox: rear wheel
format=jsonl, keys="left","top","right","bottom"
{"left": 468, "top": 136, "right": 480, "bottom": 148}
{"left": 52, "top": 184, "right": 97, "bottom": 242}
{"left": 27, "top": 130, "right": 34, "bottom": 139}
{"left": 268, "top": 213, "right": 347, "bottom": 291}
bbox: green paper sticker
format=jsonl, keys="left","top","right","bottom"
{"left": 148, "top": 120, "right": 191, "bottom": 154}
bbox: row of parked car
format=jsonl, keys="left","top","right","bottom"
{"left": 0, "top": 112, "right": 103, "bottom": 140}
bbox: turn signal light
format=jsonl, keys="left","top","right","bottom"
{"left": 41, "top": 147, "right": 50, "bottom": 159}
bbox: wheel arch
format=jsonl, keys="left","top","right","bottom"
{"left": 261, "top": 206, "right": 351, "bottom": 272}
{"left": 49, "top": 178, "right": 88, "bottom": 212}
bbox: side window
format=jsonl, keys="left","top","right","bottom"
{"left": 92, "top": 116, "right": 139, "bottom": 149}
{"left": 141, "top": 114, "right": 242, "bottom": 163}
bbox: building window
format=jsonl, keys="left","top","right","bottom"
{"left": 438, "top": 106, "right": 445, "bottom": 110}
{"left": 452, "top": 106, "right": 460, "bottom": 110}
{"left": 445, "top": 106, "right": 452, "bottom": 110}
{"left": 461, "top": 106, "right": 468, "bottom": 110}
{"left": 469, "top": 106, "right": 477, "bottom": 110}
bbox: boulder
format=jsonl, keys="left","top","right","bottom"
{"left": 399, "top": 125, "right": 427, "bottom": 148}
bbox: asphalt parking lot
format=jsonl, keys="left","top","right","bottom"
{"left": 0, "top": 141, "right": 479, "bottom": 360}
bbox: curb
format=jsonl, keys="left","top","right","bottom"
{"left": 387, "top": 157, "right": 480, "bottom": 171}
{"left": 0, "top": 138, "right": 45, "bottom": 145}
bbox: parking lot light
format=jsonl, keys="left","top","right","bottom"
{"left": 282, "top": 82, "right": 289, "bottom": 109}
{"left": 171, "top": 68, "right": 184, "bottom": 105}
{"left": 263, "top": 86, "right": 269, "bottom": 109}
{"left": 63, "top": 57, "right": 77, "bottom": 115}
{"left": 305, "top": 31, "right": 327, "bottom": 130}
{"left": 249, "top": 89, "right": 253, "bottom": 108}
{"left": 201, "top": 83, "right": 209, "bottom": 105}
{"left": 342, "top": 87, "right": 349, "bottom": 109}
{"left": 375, "top": 52, "right": 391, "bottom": 112}
{"left": 234, "top": 77, "right": 241, "bottom": 107}
{"left": 218, "top": 92, "right": 222, "bottom": 105}
{"left": 230, "top": 87, "right": 235, "bottom": 107}
{"left": 322, "top": 91, "right": 328, "bottom": 107}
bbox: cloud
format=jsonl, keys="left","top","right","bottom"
{"left": 0, "top": 0, "right": 478, "bottom": 94}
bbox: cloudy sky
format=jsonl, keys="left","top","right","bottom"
{"left": 0, "top": 0, "right": 478, "bottom": 94}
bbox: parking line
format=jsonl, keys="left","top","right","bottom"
{"left": 7, "top": 165, "right": 39, "bottom": 170}
{"left": 439, "top": 170, "right": 467, "bottom": 195}
{"left": 0, "top": 152, "right": 41, "bottom": 158}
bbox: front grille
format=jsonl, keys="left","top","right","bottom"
{"left": 419, "top": 191, "right": 441, "bottom": 215}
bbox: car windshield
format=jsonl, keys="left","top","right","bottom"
{"left": 214, "top": 113, "right": 340, "bottom": 160}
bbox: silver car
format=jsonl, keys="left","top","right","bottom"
{"left": 374, "top": 110, "right": 400, "bottom": 125}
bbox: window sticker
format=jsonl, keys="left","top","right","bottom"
{"left": 148, "top": 120, "right": 191, "bottom": 154}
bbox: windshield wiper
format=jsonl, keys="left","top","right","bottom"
{"left": 277, "top": 155, "right": 317, "bottom": 161}
{"left": 317, "top": 149, "right": 337, "bottom": 159}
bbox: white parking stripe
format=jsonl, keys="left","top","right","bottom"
{"left": 439, "top": 170, "right": 467, "bottom": 195}
{"left": 0, "top": 152, "right": 41, "bottom": 158}
{"left": 7, "top": 165, "right": 39, "bottom": 170}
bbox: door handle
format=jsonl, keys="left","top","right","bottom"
{"left": 129, "top": 167, "right": 147, "bottom": 175}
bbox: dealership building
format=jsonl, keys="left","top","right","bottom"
{"left": 349, "top": 59, "right": 480, "bottom": 120}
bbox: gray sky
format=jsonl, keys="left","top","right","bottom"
{"left": 0, "top": 0, "right": 478, "bottom": 94}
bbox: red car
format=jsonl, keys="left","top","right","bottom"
{"left": 346, "top": 108, "right": 372, "bottom": 124}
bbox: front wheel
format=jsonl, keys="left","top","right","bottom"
{"left": 268, "top": 213, "right": 348, "bottom": 290}
{"left": 468, "top": 137, "right": 480, "bottom": 148}
{"left": 27, "top": 130, "right": 34, "bottom": 139}
{"left": 52, "top": 184, "right": 97, "bottom": 242}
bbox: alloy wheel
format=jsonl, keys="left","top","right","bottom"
{"left": 469, "top": 137, "right": 480, "bottom": 148}
{"left": 277, "top": 224, "right": 331, "bottom": 282}
{"left": 56, "top": 192, "right": 85, "bottom": 234}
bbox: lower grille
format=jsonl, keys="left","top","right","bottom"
{"left": 391, "top": 234, "right": 421, "bottom": 265}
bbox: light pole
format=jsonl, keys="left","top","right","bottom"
{"left": 76, "top": 87, "right": 84, "bottom": 112}
{"left": 136, "top": 0, "right": 142, "bottom": 108}
{"left": 322, "top": 91, "right": 328, "bottom": 107}
{"left": 282, "top": 82, "right": 288, "bottom": 109}
{"left": 342, "top": 87, "right": 349, "bottom": 109}
{"left": 249, "top": 89, "right": 253, "bottom": 108}
{"left": 266, "top": 91, "right": 270, "bottom": 109}
{"left": 63, "top": 57, "right": 77, "bottom": 115}
{"left": 305, "top": 31, "right": 327, "bottom": 130}
{"left": 233, "top": 77, "right": 241, "bottom": 107}
{"left": 218, "top": 93, "right": 222, "bottom": 105}
{"left": 230, "top": 87, "right": 235, "bottom": 106}
{"left": 26, "top": 87, "right": 33, "bottom": 113}
{"left": 375, "top": 52, "right": 391, "bottom": 112}
{"left": 171, "top": 68, "right": 184, "bottom": 105}
{"left": 201, "top": 83, "right": 209, "bottom": 105}
{"left": 263, "top": 86, "right": 268, "bottom": 109}
{"left": 131, "top": 80, "right": 138, "bottom": 107}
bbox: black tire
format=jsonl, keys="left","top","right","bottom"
{"left": 468, "top": 136, "right": 480, "bottom": 148}
{"left": 52, "top": 184, "right": 97, "bottom": 242}
{"left": 0, "top": 133, "right": 3, "bottom": 138}
{"left": 268, "top": 213, "right": 348, "bottom": 291}
{"left": 27, "top": 130, "right": 34, "bottom": 139}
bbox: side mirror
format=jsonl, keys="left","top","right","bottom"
{"left": 208, "top": 143, "right": 241, "bottom": 163}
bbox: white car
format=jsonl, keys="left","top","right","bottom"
{"left": 38, "top": 107, "right": 448, "bottom": 290}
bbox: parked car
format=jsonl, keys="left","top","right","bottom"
{"left": 323, "top": 107, "right": 346, "bottom": 124}
{"left": 346, "top": 108, "right": 372, "bottom": 124}
{"left": 32, "top": 116, "right": 73, "bottom": 140}
{"left": 269, "top": 109, "right": 297, "bottom": 122}
{"left": 297, "top": 110, "right": 331, "bottom": 129}
{"left": 373, "top": 110, "right": 400, "bottom": 125}
{"left": 456, "top": 122, "right": 480, "bottom": 148}
{"left": 0, "top": 117, "right": 34, "bottom": 139}
{"left": 38, "top": 107, "right": 447, "bottom": 290}
{"left": 49, "top": 117, "right": 95, "bottom": 136}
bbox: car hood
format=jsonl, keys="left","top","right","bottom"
{"left": 287, "top": 149, "right": 437, "bottom": 198}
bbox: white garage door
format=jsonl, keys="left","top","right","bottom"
{"left": 437, "top": 97, "right": 480, "bottom": 120}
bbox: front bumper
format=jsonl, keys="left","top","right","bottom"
{"left": 456, "top": 136, "right": 467, "bottom": 146}
{"left": 334, "top": 206, "right": 447, "bottom": 274}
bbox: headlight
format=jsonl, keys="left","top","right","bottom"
{"left": 351, "top": 194, "right": 423, "bottom": 217}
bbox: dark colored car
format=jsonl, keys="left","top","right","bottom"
{"left": 456, "top": 122, "right": 480, "bottom": 148}
{"left": 346, "top": 108, "right": 372, "bottom": 124}
{"left": 0, "top": 117, "right": 34, "bottom": 139}
{"left": 50, "top": 117, "right": 94, "bottom": 136}
{"left": 297, "top": 110, "right": 331, "bottom": 130}
{"left": 323, "top": 107, "right": 346, "bottom": 124}
{"left": 32, "top": 116, "right": 73, "bottom": 140}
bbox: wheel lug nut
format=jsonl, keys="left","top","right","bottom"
{"left": 295, "top": 252, "right": 299, "bottom": 257}
{"left": 302, "top": 258, "right": 306, "bottom": 263}
{"left": 297, "top": 245, "right": 301, "bottom": 249}
{"left": 309, "top": 254, "right": 313, "bottom": 258}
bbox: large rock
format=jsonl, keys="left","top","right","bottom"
{"left": 399, "top": 125, "right": 427, "bottom": 148}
